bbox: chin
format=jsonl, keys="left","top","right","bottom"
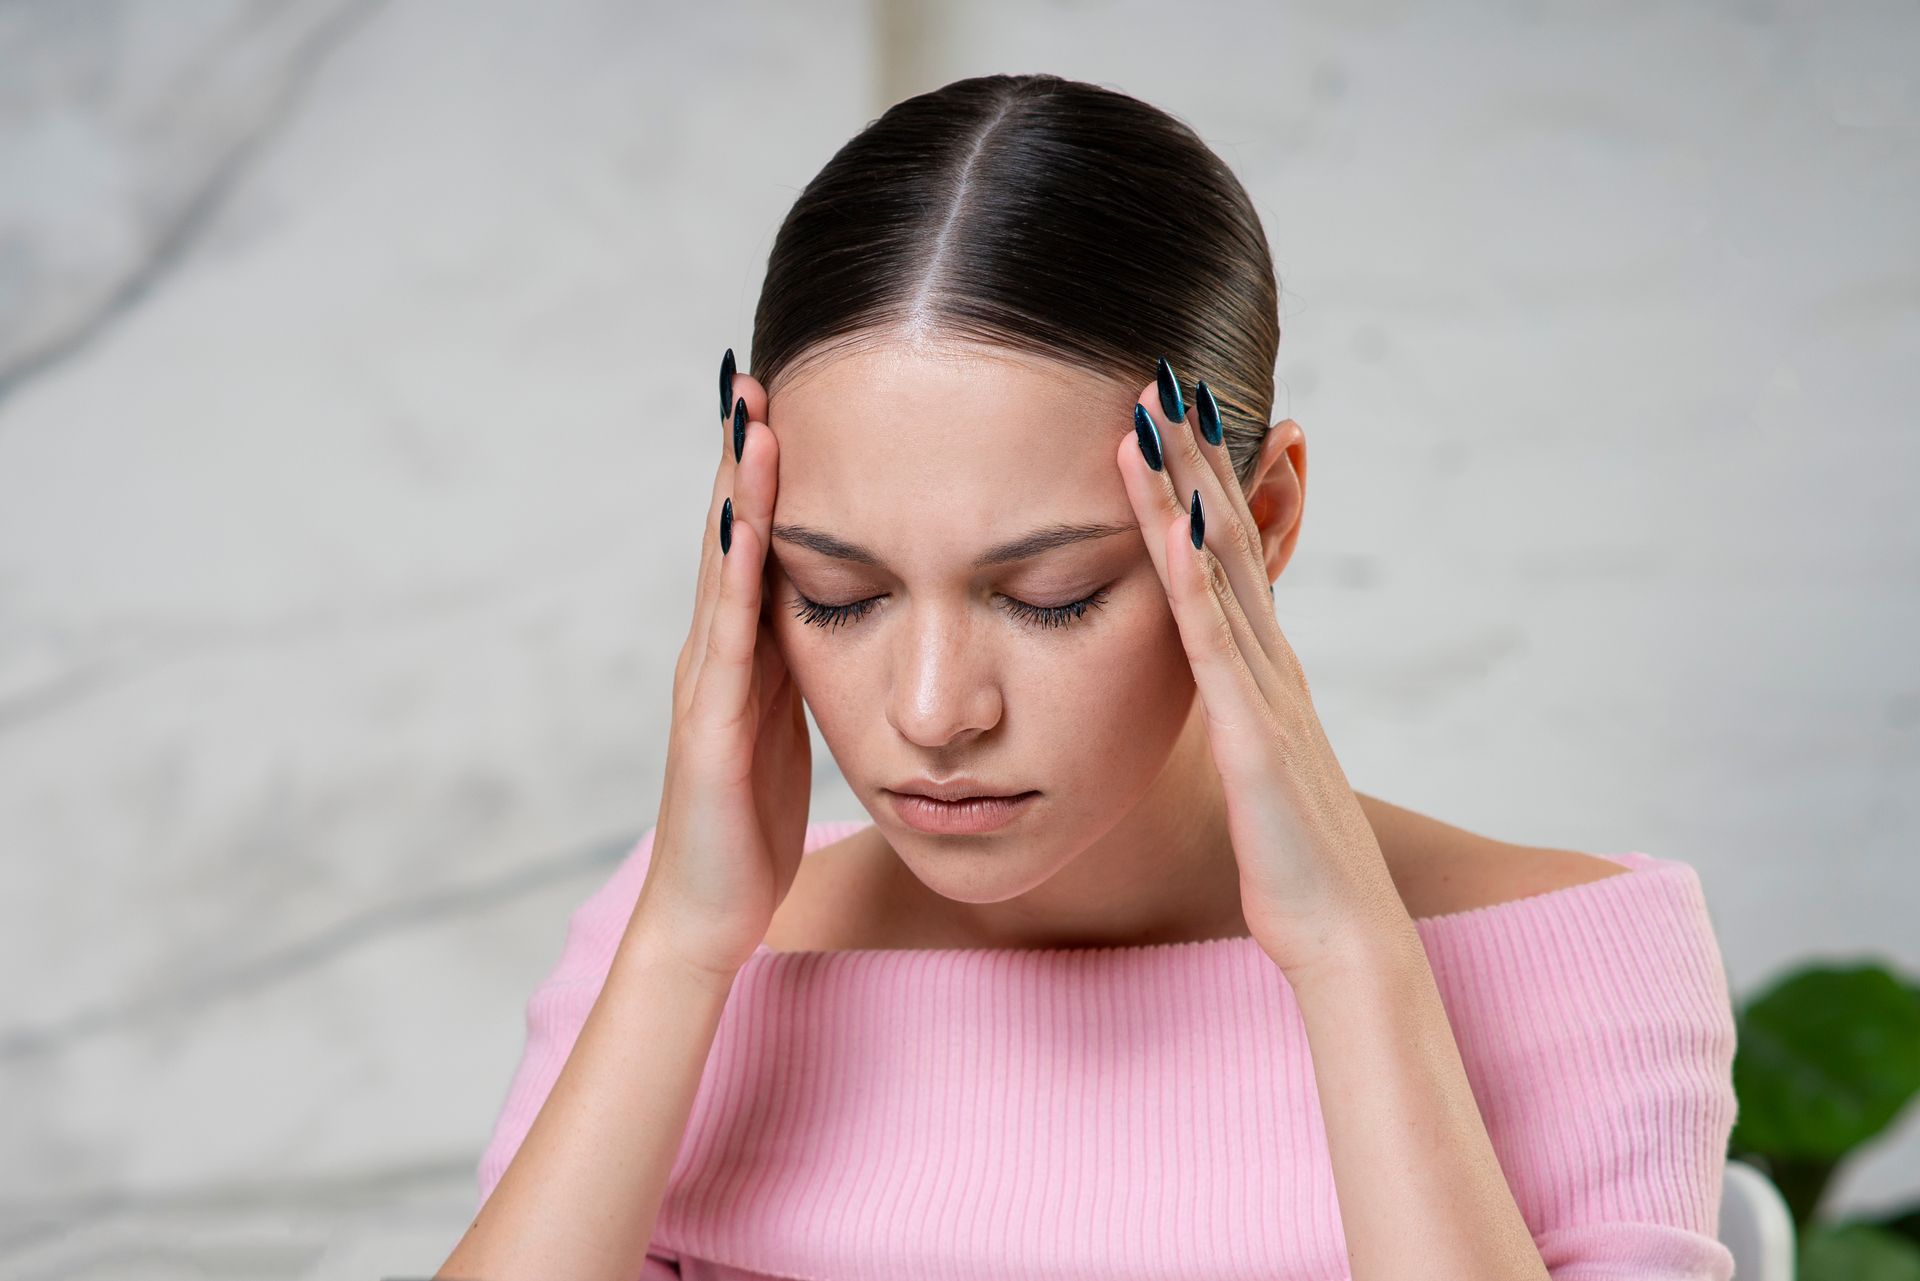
{"left": 887, "top": 831, "right": 1062, "bottom": 904}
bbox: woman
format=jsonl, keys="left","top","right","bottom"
{"left": 441, "top": 74, "right": 1737, "bottom": 1281}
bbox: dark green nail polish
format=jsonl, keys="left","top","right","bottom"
{"left": 719, "top": 347, "right": 736, "bottom": 420}
{"left": 1190, "top": 490, "right": 1205, "bottom": 549}
{"left": 720, "top": 497, "right": 733, "bottom": 554}
{"left": 1156, "top": 357, "right": 1186, "bottom": 423}
{"left": 732, "top": 397, "right": 747, "bottom": 463}
{"left": 1196, "top": 379, "right": 1223, "bottom": 446}
{"left": 1132, "top": 403, "right": 1164, "bottom": 471}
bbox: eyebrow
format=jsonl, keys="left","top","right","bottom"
{"left": 771, "top": 520, "right": 1139, "bottom": 569}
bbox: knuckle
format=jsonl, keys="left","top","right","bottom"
{"left": 1222, "top": 513, "right": 1254, "bottom": 562}
{"left": 1207, "top": 553, "right": 1233, "bottom": 598}
{"left": 1176, "top": 424, "right": 1208, "bottom": 472}
{"left": 1154, "top": 466, "right": 1182, "bottom": 514}
{"left": 1274, "top": 643, "right": 1309, "bottom": 694}
{"left": 686, "top": 673, "right": 747, "bottom": 739}
{"left": 671, "top": 665, "right": 698, "bottom": 722}
{"left": 1289, "top": 654, "right": 1313, "bottom": 698}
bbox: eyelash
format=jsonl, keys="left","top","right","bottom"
{"left": 788, "top": 587, "right": 1113, "bottom": 633}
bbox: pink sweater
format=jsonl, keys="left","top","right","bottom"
{"left": 478, "top": 820, "right": 1739, "bottom": 1280}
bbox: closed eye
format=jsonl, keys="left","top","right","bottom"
{"left": 789, "top": 587, "right": 1112, "bottom": 633}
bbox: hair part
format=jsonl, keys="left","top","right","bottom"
{"left": 750, "top": 73, "right": 1282, "bottom": 488}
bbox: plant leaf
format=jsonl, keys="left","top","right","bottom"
{"left": 1798, "top": 1222, "right": 1920, "bottom": 1281}
{"left": 1733, "top": 962, "right": 1920, "bottom": 1160}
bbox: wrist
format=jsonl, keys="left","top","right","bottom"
{"left": 618, "top": 904, "right": 749, "bottom": 995}
{"left": 1270, "top": 902, "right": 1423, "bottom": 998}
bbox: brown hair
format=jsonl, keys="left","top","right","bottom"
{"left": 749, "top": 73, "right": 1281, "bottom": 488}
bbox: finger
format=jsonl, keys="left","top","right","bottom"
{"left": 1120, "top": 364, "right": 1264, "bottom": 659}
{"left": 1127, "top": 358, "right": 1224, "bottom": 585}
{"left": 1118, "top": 395, "right": 1188, "bottom": 595}
{"left": 1119, "top": 406, "right": 1281, "bottom": 706}
{"left": 752, "top": 603, "right": 794, "bottom": 719}
{"left": 687, "top": 397, "right": 744, "bottom": 677}
{"left": 690, "top": 485, "right": 769, "bottom": 734}
{"left": 693, "top": 353, "right": 772, "bottom": 610}
{"left": 720, "top": 359, "right": 772, "bottom": 463}
{"left": 686, "top": 362, "right": 773, "bottom": 686}
{"left": 1161, "top": 500, "right": 1276, "bottom": 759}
{"left": 1151, "top": 366, "right": 1292, "bottom": 677}
{"left": 688, "top": 395, "right": 779, "bottom": 715}
{"left": 720, "top": 349, "right": 772, "bottom": 435}
{"left": 684, "top": 351, "right": 742, "bottom": 678}
{"left": 1184, "top": 485, "right": 1291, "bottom": 711}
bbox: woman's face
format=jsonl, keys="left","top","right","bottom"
{"left": 761, "top": 338, "right": 1209, "bottom": 904}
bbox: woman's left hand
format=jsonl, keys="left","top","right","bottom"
{"left": 1116, "top": 360, "right": 1409, "bottom": 980}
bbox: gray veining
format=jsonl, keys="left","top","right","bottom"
{"left": 1, "top": 2, "right": 1915, "bottom": 1277}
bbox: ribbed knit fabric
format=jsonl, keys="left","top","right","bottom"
{"left": 478, "top": 820, "right": 1739, "bottom": 1281}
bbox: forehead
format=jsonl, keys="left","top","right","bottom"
{"left": 767, "top": 342, "right": 1135, "bottom": 520}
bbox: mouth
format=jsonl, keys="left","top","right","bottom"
{"left": 884, "top": 788, "right": 1040, "bottom": 835}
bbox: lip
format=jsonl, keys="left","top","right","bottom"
{"left": 885, "top": 787, "right": 1039, "bottom": 835}
{"left": 890, "top": 776, "right": 1030, "bottom": 803}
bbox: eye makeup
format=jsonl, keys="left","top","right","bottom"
{"left": 788, "top": 586, "right": 1113, "bottom": 633}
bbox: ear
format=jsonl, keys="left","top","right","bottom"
{"left": 1244, "top": 419, "right": 1307, "bottom": 585}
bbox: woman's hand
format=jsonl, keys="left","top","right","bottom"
{"left": 1115, "top": 360, "right": 1408, "bottom": 979}
{"left": 630, "top": 354, "right": 812, "bottom": 980}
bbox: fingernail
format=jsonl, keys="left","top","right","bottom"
{"left": 719, "top": 347, "right": 736, "bottom": 420}
{"left": 720, "top": 497, "right": 733, "bottom": 555}
{"left": 732, "top": 397, "right": 747, "bottom": 463}
{"left": 1132, "top": 403, "right": 1164, "bottom": 471}
{"left": 1190, "top": 489, "right": 1205, "bottom": 549}
{"left": 1196, "top": 379, "right": 1223, "bottom": 446}
{"left": 1156, "top": 357, "right": 1186, "bottom": 423}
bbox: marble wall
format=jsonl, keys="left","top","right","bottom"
{"left": 1, "top": 1, "right": 1914, "bottom": 1277}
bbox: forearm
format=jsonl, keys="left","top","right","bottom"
{"left": 439, "top": 906, "right": 737, "bottom": 1281}
{"left": 1287, "top": 917, "right": 1551, "bottom": 1281}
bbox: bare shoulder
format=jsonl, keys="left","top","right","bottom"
{"left": 763, "top": 825, "right": 894, "bottom": 952}
{"left": 1357, "top": 794, "right": 1633, "bottom": 921}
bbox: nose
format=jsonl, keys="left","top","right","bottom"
{"left": 885, "top": 599, "right": 1003, "bottom": 748}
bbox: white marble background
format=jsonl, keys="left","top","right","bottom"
{"left": 0, "top": 1, "right": 1914, "bottom": 1277}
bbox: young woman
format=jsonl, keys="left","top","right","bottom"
{"left": 440, "top": 74, "right": 1737, "bottom": 1281}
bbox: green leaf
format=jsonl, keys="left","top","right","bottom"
{"left": 1873, "top": 1204, "right": 1920, "bottom": 1250}
{"left": 1798, "top": 1222, "right": 1920, "bottom": 1281}
{"left": 1732, "top": 962, "right": 1920, "bottom": 1161}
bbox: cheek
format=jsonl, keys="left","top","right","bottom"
{"left": 1045, "top": 601, "right": 1184, "bottom": 695}
{"left": 767, "top": 610, "right": 871, "bottom": 741}
{"left": 768, "top": 612, "right": 827, "bottom": 700}
{"left": 1031, "top": 602, "right": 1194, "bottom": 745}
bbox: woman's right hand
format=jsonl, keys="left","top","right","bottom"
{"left": 628, "top": 352, "right": 811, "bottom": 979}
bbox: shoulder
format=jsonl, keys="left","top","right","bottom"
{"left": 763, "top": 822, "right": 900, "bottom": 952}
{"left": 1358, "top": 794, "right": 1632, "bottom": 921}
{"left": 1407, "top": 841, "right": 1633, "bottom": 921}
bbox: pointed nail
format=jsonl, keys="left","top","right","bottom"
{"left": 1156, "top": 357, "right": 1186, "bottom": 423}
{"left": 1196, "top": 379, "right": 1223, "bottom": 446}
{"left": 1190, "top": 490, "right": 1205, "bottom": 549}
{"left": 732, "top": 397, "right": 747, "bottom": 463}
{"left": 720, "top": 497, "right": 733, "bottom": 555}
{"left": 1132, "top": 403, "right": 1164, "bottom": 471}
{"left": 719, "top": 347, "right": 736, "bottom": 420}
